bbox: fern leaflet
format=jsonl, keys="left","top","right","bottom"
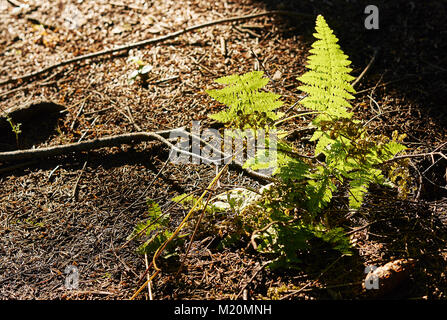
{"left": 207, "top": 71, "right": 284, "bottom": 129}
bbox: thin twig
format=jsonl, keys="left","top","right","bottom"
{"left": 422, "top": 172, "right": 447, "bottom": 191}
{"left": 279, "top": 255, "right": 344, "bottom": 300}
{"left": 6, "top": 0, "right": 24, "bottom": 8}
{"left": 144, "top": 253, "right": 153, "bottom": 300}
{"left": 0, "top": 11, "right": 313, "bottom": 86}
{"left": 0, "top": 160, "right": 38, "bottom": 174}
{"left": 77, "top": 116, "right": 99, "bottom": 142}
{"left": 386, "top": 151, "right": 447, "bottom": 164}
{"left": 116, "top": 158, "right": 171, "bottom": 250}
{"left": 409, "top": 160, "right": 423, "bottom": 200}
{"left": 108, "top": 158, "right": 171, "bottom": 282}
{"left": 249, "top": 219, "right": 295, "bottom": 250}
{"left": 70, "top": 96, "right": 89, "bottom": 130}
{"left": 130, "top": 162, "right": 231, "bottom": 300}
{"left": 352, "top": 48, "right": 379, "bottom": 88}
{"left": 250, "top": 48, "right": 274, "bottom": 85}
{"left": 175, "top": 191, "right": 214, "bottom": 276}
{"left": 234, "top": 261, "right": 269, "bottom": 300}
{"left": 362, "top": 109, "right": 398, "bottom": 127}
{"left": 65, "top": 290, "right": 115, "bottom": 296}
{"left": 125, "top": 105, "right": 142, "bottom": 131}
{"left": 132, "top": 191, "right": 201, "bottom": 287}
{"left": 0, "top": 67, "right": 73, "bottom": 98}
{"left": 72, "top": 159, "right": 88, "bottom": 200}
{"left": 354, "top": 70, "right": 447, "bottom": 95}
{"left": 283, "top": 95, "right": 308, "bottom": 114}
{"left": 344, "top": 218, "right": 395, "bottom": 236}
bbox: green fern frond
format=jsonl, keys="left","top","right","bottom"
{"left": 346, "top": 170, "right": 372, "bottom": 209}
{"left": 380, "top": 141, "right": 407, "bottom": 160}
{"left": 127, "top": 199, "right": 167, "bottom": 240}
{"left": 297, "top": 15, "right": 355, "bottom": 123}
{"left": 243, "top": 138, "right": 309, "bottom": 183}
{"left": 146, "top": 199, "right": 165, "bottom": 222}
{"left": 128, "top": 199, "right": 187, "bottom": 257}
{"left": 207, "top": 71, "right": 284, "bottom": 129}
{"left": 305, "top": 166, "right": 337, "bottom": 212}
{"left": 274, "top": 156, "right": 309, "bottom": 183}
{"left": 311, "top": 225, "right": 352, "bottom": 256}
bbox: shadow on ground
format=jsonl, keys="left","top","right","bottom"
{"left": 0, "top": 100, "right": 66, "bottom": 151}
{"left": 256, "top": 0, "right": 447, "bottom": 127}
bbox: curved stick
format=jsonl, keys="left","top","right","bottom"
{"left": 0, "top": 129, "right": 275, "bottom": 182}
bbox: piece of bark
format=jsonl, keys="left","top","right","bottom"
{"left": 362, "top": 258, "right": 416, "bottom": 298}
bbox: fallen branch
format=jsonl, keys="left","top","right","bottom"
{"left": 0, "top": 10, "right": 313, "bottom": 86}
{"left": 0, "top": 130, "right": 177, "bottom": 162}
{"left": 0, "top": 128, "right": 274, "bottom": 182}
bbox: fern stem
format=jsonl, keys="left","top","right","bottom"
{"left": 131, "top": 157, "right": 233, "bottom": 299}
{"left": 274, "top": 111, "right": 321, "bottom": 126}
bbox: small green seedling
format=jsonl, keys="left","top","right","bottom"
{"left": 127, "top": 56, "right": 153, "bottom": 86}
{"left": 6, "top": 115, "right": 21, "bottom": 148}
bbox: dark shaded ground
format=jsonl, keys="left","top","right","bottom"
{"left": 0, "top": 0, "right": 446, "bottom": 300}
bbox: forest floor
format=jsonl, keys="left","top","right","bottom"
{"left": 0, "top": 0, "right": 446, "bottom": 300}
